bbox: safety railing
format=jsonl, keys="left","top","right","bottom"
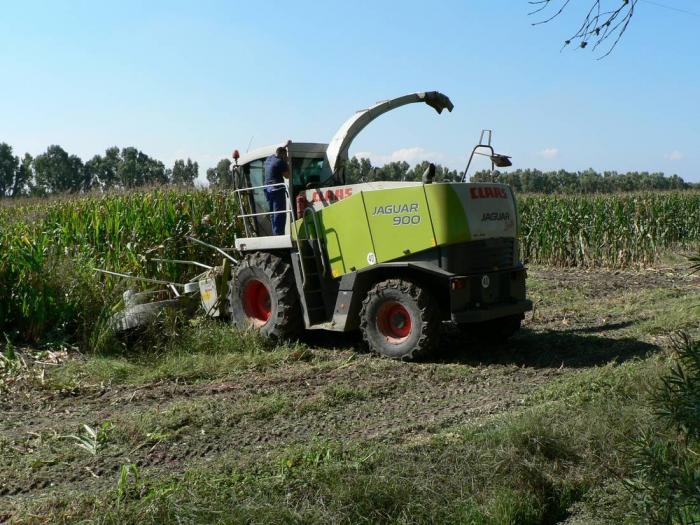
{"left": 234, "top": 182, "right": 294, "bottom": 238}
{"left": 234, "top": 181, "right": 330, "bottom": 287}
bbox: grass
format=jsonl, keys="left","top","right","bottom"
{"left": 525, "top": 355, "right": 664, "bottom": 406}
{"left": 3, "top": 264, "right": 699, "bottom": 523}
{"left": 45, "top": 320, "right": 310, "bottom": 388}
{"left": 527, "top": 271, "right": 700, "bottom": 338}
{"left": 12, "top": 357, "right": 661, "bottom": 524}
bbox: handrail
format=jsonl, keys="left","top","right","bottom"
{"left": 303, "top": 206, "right": 328, "bottom": 278}
{"left": 288, "top": 206, "right": 308, "bottom": 287}
{"left": 234, "top": 181, "right": 287, "bottom": 193}
{"left": 237, "top": 209, "right": 291, "bottom": 219}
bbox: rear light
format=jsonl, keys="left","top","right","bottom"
{"left": 451, "top": 278, "right": 467, "bottom": 290}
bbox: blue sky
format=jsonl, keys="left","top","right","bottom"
{"left": 1, "top": 0, "right": 698, "bottom": 181}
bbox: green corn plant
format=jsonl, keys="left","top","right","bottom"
{"left": 116, "top": 463, "right": 142, "bottom": 503}
{"left": 3, "top": 335, "right": 15, "bottom": 361}
{"left": 70, "top": 421, "right": 114, "bottom": 455}
{"left": 519, "top": 192, "right": 700, "bottom": 267}
{"left": 1, "top": 188, "right": 242, "bottom": 342}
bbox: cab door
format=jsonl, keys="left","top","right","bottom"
{"left": 239, "top": 159, "right": 273, "bottom": 237}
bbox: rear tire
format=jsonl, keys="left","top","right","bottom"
{"left": 228, "top": 252, "right": 302, "bottom": 339}
{"left": 360, "top": 279, "right": 439, "bottom": 360}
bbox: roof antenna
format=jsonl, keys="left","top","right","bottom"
{"left": 246, "top": 136, "right": 254, "bottom": 153}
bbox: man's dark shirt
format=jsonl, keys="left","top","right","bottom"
{"left": 264, "top": 155, "right": 288, "bottom": 191}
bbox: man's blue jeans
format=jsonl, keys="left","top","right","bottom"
{"left": 265, "top": 189, "right": 287, "bottom": 235}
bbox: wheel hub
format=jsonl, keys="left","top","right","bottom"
{"left": 241, "top": 280, "right": 271, "bottom": 326}
{"left": 377, "top": 301, "right": 412, "bottom": 344}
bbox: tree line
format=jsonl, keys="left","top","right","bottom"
{"left": 345, "top": 157, "right": 696, "bottom": 193}
{"left": 471, "top": 168, "right": 697, "bottom": 193}
{"left": 0, "top": 143, "right": 202, "bottom": 197}
{"left": 344, "top": 157, "right": 459, "bottom": 184}
{"left": 1, "top": 142, "right": 696, "bottom": 197}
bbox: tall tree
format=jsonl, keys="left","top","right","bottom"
{"left": 345, "top": 157, "right": 374, "bottom": 184}
{"left": 0, "top": 143, "right": 20, "bottom": 197}
{"left": 14, "top": 153, "right": 34, "bottom": 196}
{"left": 114, "top": 147, "right": 168, "bottom": 188}
{"left": 33, "top": 145, "right": 84, "bottom": 194}
{"left": 375, "top": 161, "right": 410, "bottom": 182}
{"left": 141, "top": 154, "right": 168, "bottom": 186}
{"left": 407, "top": 161, "right": 459, "bottom": 182}
{"left": 206, "top": 158, "right": 233, "bottom": 188}
{"left": 171, "top": 158, "right": 198, "bottom": 186}
{"left": 85, "top": 147, "right": 121, "bottom": 190}
{"left": 117, "top": 147, "right": 142, "bottom": 188}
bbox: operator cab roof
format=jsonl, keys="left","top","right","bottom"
{"left": 236, "top": 142, "right": 329, "bottom": 167}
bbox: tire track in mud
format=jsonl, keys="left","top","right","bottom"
{"left": 1, "top": 359, "right": 566, "bottom": 501}
{"left": 5, "top": 266, "right": 696, "bottom": 504}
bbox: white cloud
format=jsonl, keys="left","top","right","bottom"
{"left": 353, "top": 151, "right": 373, "bottom": 160}
{"left": 538, "top": 148, "right": 559, "bottom": 160}
{"left": 665, "top": 150, "right": 683, "bottom": 161}
{"left": 353, "top": 147, "right": 440, "bottom": 166}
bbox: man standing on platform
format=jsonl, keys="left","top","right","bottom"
{"left": 263, "top": 145, "right": 290, "bottom": 235}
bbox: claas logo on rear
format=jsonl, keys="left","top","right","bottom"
{"left": 470, "top": 186, "right": 509, "bottom": 199}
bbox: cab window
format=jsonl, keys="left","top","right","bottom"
{"left": 245, "top": 159, "right": 264, "bottom": 187}
{"left": 292, "top": 157, "right": 329, "bottom": 189}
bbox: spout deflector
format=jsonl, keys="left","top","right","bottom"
{"left": 327, "top": 91, "right": 453, "bottom": 174}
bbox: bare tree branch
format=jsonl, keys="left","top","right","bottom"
{"left": 530, "top": 0, "right": 638, "bottom": 58}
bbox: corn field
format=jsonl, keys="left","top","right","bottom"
{"left": 0, "top": 189, "right": 241, "bottom": 341}
{"left": 1, "top": 189, "right": 699, "bottom": 342}
{"left": 519, "top": 192, "right": 700, "bottom": 267}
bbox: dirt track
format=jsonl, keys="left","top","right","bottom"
{"left": 2, "top": 265, "right": 699, "bottom": 509}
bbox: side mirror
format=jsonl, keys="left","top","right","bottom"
{"left": 490, "top": 154, "right": 512, "bottom": 168}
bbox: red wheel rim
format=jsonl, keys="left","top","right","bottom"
{"left": 241, "top": 280, "right": 271, "bottom": 326}
{"left": 376, "top": 301, "right": 412, "bottom": 344}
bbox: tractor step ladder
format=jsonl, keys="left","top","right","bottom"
{"left": 296, "top": 206, "right": 329, "bottom": 325}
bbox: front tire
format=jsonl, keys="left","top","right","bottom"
{"left": 360, "top": 279, "right": 439, "bottom": 360}
{"left": 228, "top": 252, "right": 302, "bottom": 339}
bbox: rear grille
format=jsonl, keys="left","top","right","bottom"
{"left": 441, "top": 238, "right": 515, "bottom": 274}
